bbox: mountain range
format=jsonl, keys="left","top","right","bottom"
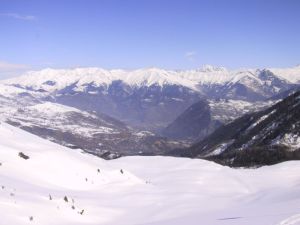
{"left": 0, "top": 65, "right": 299, "bottom": 164}
{"left": 3, "top": 65, "right": 300, "bottom": 129}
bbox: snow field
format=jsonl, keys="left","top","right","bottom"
{"left": 0, "top": 122, "right": 300, "bottom": 225}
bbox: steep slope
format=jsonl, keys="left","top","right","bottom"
{"left": 208, "top": 98, "right": 274, "bottom": 124}
{"left": 1, "top": 122, "right": 300, "bottom": 225}
{"left": 269, "top": 84, "right": 300, "bottom": 100}
{"left": 161, "top": 100, "right": 219, "bottom": 141}
{"left": 173, "top": 91, "right": 300, "bottom": 167}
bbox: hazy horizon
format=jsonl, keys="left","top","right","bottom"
{"left": 1, "top": 0, "right": 300, "bottom": 78}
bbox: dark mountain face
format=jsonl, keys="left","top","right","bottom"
{"left": 54, "top": 82, "right": 202, "bottom": 131}
{"left": 169, "top": 91, "right": 300, "bottom": 167}
{"left": 268, "top": 84, "right": 300, "bottom": 100}
{"left": 161, "top": 98, "right": 273, "bottom": 142}
{"left": 161, "top": 100, "right": 221, "bottom": 141}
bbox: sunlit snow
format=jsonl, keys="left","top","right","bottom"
{"left": 0, "top": 122, "right": 299, "bottom": 225}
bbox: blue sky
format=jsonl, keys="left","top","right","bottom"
{"left": 0, "top": 0, "right": 300, "bottom": 77}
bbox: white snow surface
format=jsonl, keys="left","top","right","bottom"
{"left": 0, "top": 83, "right": 43, "bottom": 99}
{"left": 0, "top": 122, "right": 300, "bottom": 225}
{"left": 28, "top": 102, "right": 85, "bottom": 114}
{"left": 1, "top": 101, "right": 120, "bottom": 137}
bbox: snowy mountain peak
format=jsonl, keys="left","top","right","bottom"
{"left": 122, "top": 68, "right": 198, "bottom": 89}
{"left": 2, "top": 67, "right": 116, "bottom": 92}
{"left": 200, "top": 65, "right": 227, "bottom": 72}
{"left": 1, "top": 65, "right": 299, "bottom": 102}
{"left": 2, "top": 67, "right": 200, "bottom": 91}
{"left": 229, "top": 70, "right": 262, "bottom": 84}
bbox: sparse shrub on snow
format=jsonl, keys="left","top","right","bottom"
{"left": 18, "top": 152, "right": 29, "bottom": 160}
{"left": 64, "top": 196, "right": 68, "bottom": 202}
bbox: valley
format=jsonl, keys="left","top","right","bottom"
{"left": 0, "top": 66, "right": 298, "bottom": 166}
{"left": 1, "top": 1, "right": 300, "bottom": 224}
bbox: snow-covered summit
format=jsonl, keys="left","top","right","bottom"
{"left": 2, "top": 65, "right": 299, "bottom": 94}
{"left": 199, "top": 64, "right": 227, "bottom": 72}
{"left": 118, "top": 67, "right": 197, "bottom": 89}
{"left": 2, "top": 67, "right": 116, "bottom": 92}
{"left": 2, "top": 67, "right": 198, "bottom": 92}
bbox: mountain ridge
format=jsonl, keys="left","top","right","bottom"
{"left": 169, "top": 91, "right": 300, "bottom": 167}
{"left": 3, "top": 65, "right": 300, "bottom": 91}
{"left": 1, "top": 65, "right": 298, "bottom": 129}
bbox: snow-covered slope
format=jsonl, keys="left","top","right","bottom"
{"left": 9, "top": 102, "right": 123, "bottom": 136}
{"left": 208, "top": 99, "right": 274, "bottom": 123}
{"left": 1, "top": 122, "right": 300, "bottom": 225}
